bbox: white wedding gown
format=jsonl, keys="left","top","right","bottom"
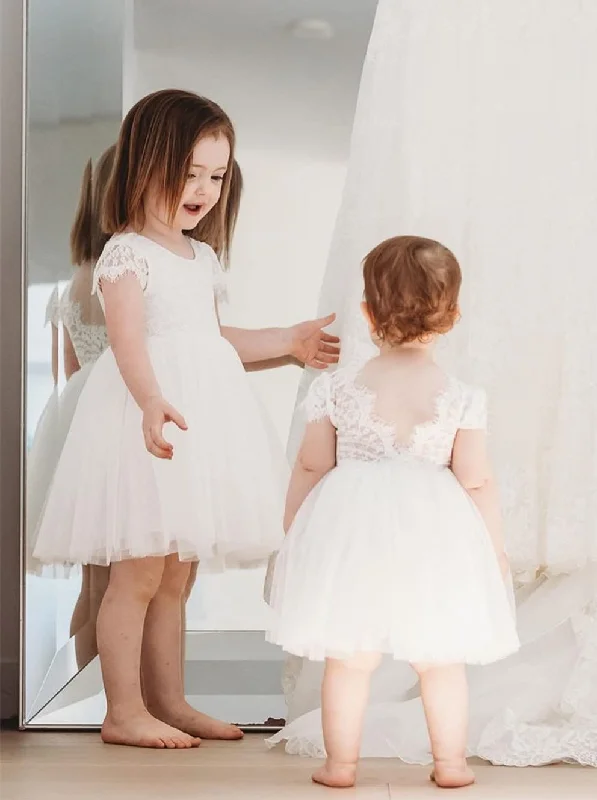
{"left": 275, "top": 0, "right": 597, "bottom": 767}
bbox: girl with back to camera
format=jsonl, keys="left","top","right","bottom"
{"left": 267, "top": 236, "right": 519, "bottom": 788}
{"left": 33, "top": 89, "right": 339, "bottom": 749}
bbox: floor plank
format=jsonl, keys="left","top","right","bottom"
{"left": 1, "top": 731, "right": 594, "bottom": 800}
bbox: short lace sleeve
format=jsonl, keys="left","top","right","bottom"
{"left": 92, "top": 241, "right": 149, "bottom": 297}
{"left": 44, "top": 286, "right": 61, "bottom": 327}
{"left": 303, "top": 373, "right": 334, "bottom": 422}
{"left": 460, "top": 386, "right": 488, "bottom": 430}
{"left": 202, "top": 244, "right": 228, "bottom": 304}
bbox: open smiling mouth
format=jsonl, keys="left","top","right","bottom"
{"left": 184, "top": 204, "right": 203, "bottom": 216}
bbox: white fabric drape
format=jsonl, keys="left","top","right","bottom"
{"left": 279, "top": 0, "right": 597, "bottom": 766}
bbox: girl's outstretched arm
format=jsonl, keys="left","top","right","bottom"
{"left": 221, "top": 313, "right": 340, "bottom": 369}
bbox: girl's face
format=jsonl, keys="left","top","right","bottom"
{"left": 177, "top": 135, "right": 230, "bottom": 230}
{"left": 147, "top": 135, "right": 231, "bottom": 232}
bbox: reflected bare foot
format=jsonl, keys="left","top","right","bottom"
{"left": 431, "top": 759, "right": 475, "bottom": 788}
{"left": 150, "top": 701, "right": 243, "bottom": 740}
{"left": 312, "top": 760, "right": 357, "bottom": 788}
{"left": 101, "top": 710, "right": 201, "bottom": 749}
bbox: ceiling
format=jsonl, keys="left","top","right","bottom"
{"left": 135, "top": 0, "right": 378, "bottom": 48}
{"left": 132, "top": 0, "right": 378, "bottom": 159}
{"left": 27, "top": 0, "right": 378, "bottom": 145}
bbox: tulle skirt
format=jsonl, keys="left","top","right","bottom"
{"left": 33, "top": 333, "right": 288, "bottom": 570}
{"left": 267, "top": 457, "right": 519, "bottom": 664}
{"left": 267, "top": 566, "right": 597, "bottom": 766}
{"left": 27, "top": 365, "right": 99, "bottom": 575}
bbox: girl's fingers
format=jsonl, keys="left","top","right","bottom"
{"left": 165, "top": 404, "right": 188, "bottom": 431}
{"left": 319, "top": 343, "right": 340, "bottom": 356}
{"left": 320, "top": 332, "right": 341, "bottom": 344}
{"left": 314, "top": 352, "right": 339, "bottom": 365}
{"left": 150, "top": 425, "right": 173, "bottom": 458}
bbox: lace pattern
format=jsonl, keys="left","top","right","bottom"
{"left": 203, "top": 244, "right": 228, "bottom": 304}
{"left": 44, "top": 286, "right": 61, "bottom": 327}
{"left": 92, "top": 241, "right": 150, "bottom": 300}
{"left": 460, "top": 387, "right": 487, "bottom": 429}
{"left": 304, "top": 367, "right": 486, "bottom": 467}
{"left": 60, "top": 297, "right": 108, "bottom": 366}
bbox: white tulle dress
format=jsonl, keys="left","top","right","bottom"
{"left": 267, "top": 365, "right": 519, "bottom": 664}
{"left": 33, "top": 232, "right": 287, "bottom": 570}
{"left": 26, "top": 287, "right": 62, "bottom": 574}
{"left": 27, "top": 279, "right": 110, "bottom": 574}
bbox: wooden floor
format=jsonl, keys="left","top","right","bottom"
{"left": 1, "top": 731, "right": 595, "bottom": 799}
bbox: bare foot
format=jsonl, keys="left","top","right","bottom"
{"left": 150, "top": 701, "right": 244, "bottom": 740}
{"left": 430, "top": 759, "right": 475, "bottom": 788}
{"left": 312, "top": 761, "right": 357, "bottom": 788}
{"left": 101, "top": 710, "right": 201, "bottom": 749}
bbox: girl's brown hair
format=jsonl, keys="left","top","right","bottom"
{"left": 70, "top": 144, "right": 116, "bottom": 265}
{"left": 102, "top": 89, "right": 238, "bottom": 265}
{"left": 363, "top": 235, "right": 462, "bottom": 345}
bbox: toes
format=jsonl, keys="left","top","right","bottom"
{"left": 152, "top": 738, "right": 167, "bottom": 749}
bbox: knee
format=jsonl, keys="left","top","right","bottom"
{"left": 108, "top": 559, "right": 165, "bottom": 604}
{"left": 158, "top": 559, "right": 192, "bottom": 599}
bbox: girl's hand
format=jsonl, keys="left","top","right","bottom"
{"left": 142, "top": 397, "right": 188, "bottom": 460}
{"left": 288, "top": 313, "right": 340, "bottom": 369}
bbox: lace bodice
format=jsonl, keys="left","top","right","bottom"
{"left": 305, "top": 366, "right": 487, "bottom": 467}
{"left": 92, "top": 232, "right": 227, "bottom": 339}
{"left": 45, "top": 286, "right": 61, "bottom": 328}
{"left": 60, "top": 288, "right": 108, "bottom": 367}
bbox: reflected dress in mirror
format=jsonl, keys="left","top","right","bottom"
{"left": 26, "top": 286, "right": 62, "bottom": 574}
{"left": 27, "top": 147, "right": 114, "bottom": 669}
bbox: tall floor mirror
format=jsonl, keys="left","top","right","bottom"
{"left": 21, "top": 0, "right": 377, "bottom": 728}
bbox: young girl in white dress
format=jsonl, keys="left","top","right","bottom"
{"left": 267, "top": 236, "right": 519, "bottom": 788}
{"left": 33, "top": 89, "right": 339, "bottom": 749}
{"left": 27, "top": 148, "right": 113, "bottom": 579}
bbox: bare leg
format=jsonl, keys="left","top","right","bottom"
{"left": 98, "top": 556, "right": 200, "bottom": 749}
{"left": 412, "top": 663, "right": 475, "bottom": 788}
{"left": 181, "top": 560, "right": 199, "bottom": 664}
{"left": 69, "top": 565, "right": 91, "bottom": 641}
{"left": 312, "top": 652, "right": 381, "bottom": 789}
{"left": 73, "top": 565, "right": 111, "bottom": 669}
{"left": 143, "top": 555, "right": 243, "bottom": 740}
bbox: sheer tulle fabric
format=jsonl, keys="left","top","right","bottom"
{"left": 33, "top": 233, "right": 287, "bottom": 570}
{"left": 268, "top": 368, "right": 518, "bottom": 663}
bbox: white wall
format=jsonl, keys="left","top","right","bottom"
{"left": 28, "top": 118, "right": 120, "bottom": 286}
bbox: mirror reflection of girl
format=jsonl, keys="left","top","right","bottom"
{"left": 26, "top": 148, "right": 114, "bottom": 597}
{"left": 64, "top": 146, "right": 114, "bottom": 669}
{"left": 267, "top": 237, "right": 519, "bottom": 788}
{"left": 33, "top": 89, "right": 339, "bottom": 750}
{"left": 26, "top": 285, "right": 61, "bottom": 574}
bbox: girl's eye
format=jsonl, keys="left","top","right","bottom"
{"left": 212, "top": 175, "right": 224, "bottom": 183}
{"left": 187, "top": 173, "right": 196, "bottom": 180}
